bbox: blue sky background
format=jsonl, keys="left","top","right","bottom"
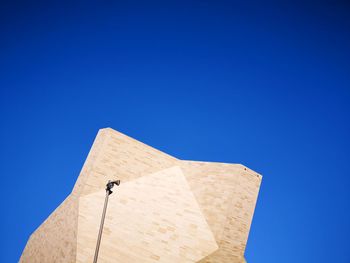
{"left": 1, "top": 1, "right": 350, "bottom": 262}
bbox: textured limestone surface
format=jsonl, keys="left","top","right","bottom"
{"left": 20, "top": 128, "right": 261, "bottom": 263}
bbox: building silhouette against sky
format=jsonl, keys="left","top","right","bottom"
{"left": 20, "top": 128, "right": 261, "bottom": 262}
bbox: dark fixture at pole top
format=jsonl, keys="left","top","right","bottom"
{"left": 106, "top": 180, "right": 120, "bottom": 195}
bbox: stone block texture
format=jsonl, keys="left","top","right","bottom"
{"left": 20, "top": 128, "right": 261, "bottom": 263}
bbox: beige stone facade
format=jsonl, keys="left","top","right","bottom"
{"left": 20, "top": 128, "right": 262, "bottom": 262}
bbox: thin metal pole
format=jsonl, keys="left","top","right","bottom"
{"left": 93, "top": 189, "right": 109, "bottom": 263}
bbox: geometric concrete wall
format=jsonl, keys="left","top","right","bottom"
{"left": 20, "top": 128, "right": 262, "bottom": 263}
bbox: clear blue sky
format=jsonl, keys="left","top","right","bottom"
{"left": 1, "top": 1, "right": 349, "bottom": 262}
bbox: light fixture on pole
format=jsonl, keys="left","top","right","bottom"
{"left": 93, "top": 180, "right": 120, "bottom": 263}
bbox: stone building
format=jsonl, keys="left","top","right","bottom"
{"left": 20, "top": 128, "right": 262, "bottom": 262}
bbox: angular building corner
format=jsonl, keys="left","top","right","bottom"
{"left": 20, "top": 128, "right": 262, "bottom": 263}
